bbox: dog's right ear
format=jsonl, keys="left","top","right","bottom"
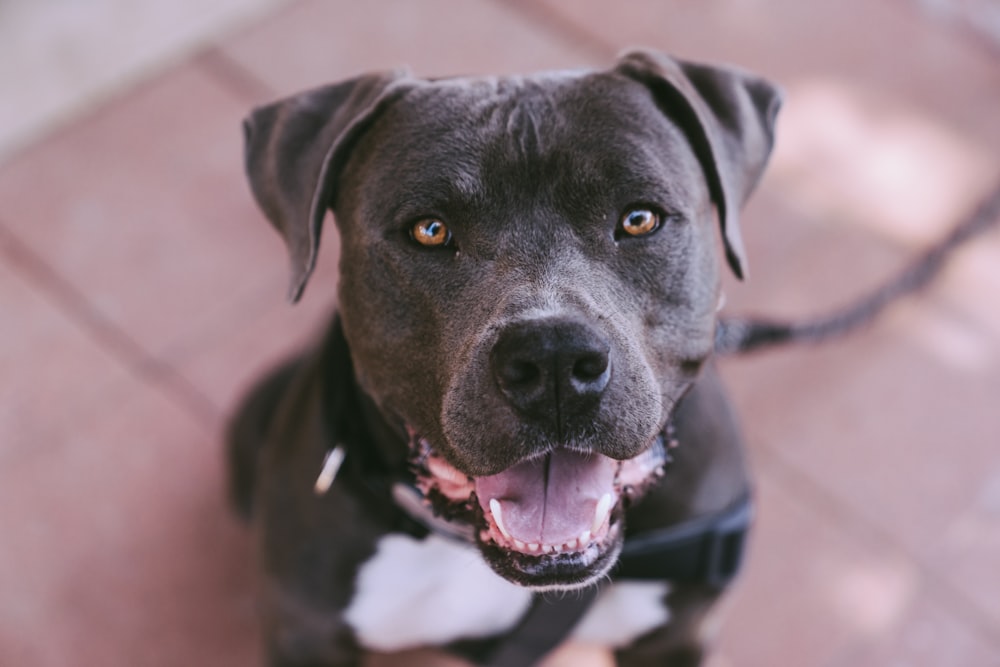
{"left": 616, "top": 51, "right": 781, "bottom": 280}
{"left": 243, "top": 70, "right": 409, "bottom": 302}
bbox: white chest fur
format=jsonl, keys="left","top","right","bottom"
{"left": 344, "top": 533, "right": 671, "bottom": 652}
{"left": 344, "top": 534, "right": 533, "bottom": 651}
{"left": 571, "top": 580, "right": 671, "bottom": 647}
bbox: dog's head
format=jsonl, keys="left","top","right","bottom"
{"left": 243, "top": 50, "right": 780, "bottom": 589}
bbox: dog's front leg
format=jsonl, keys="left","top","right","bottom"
{"left": 254, "top": 487, "right": 388, "bottom": 667}
{"left": 613, "top": 584, "right": 723, "bottom": 667}
{"left": 259, "top": 575, "right": 365, "bottom": 667}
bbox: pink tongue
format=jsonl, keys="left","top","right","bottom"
{"left": 474, "top": 449, "right": 617, "bottom": 545}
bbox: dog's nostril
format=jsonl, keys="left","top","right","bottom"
{"left": 573, "top": 352, "right": 609, "bottom": 382}
{"left": 491, "top": 317, "right": 612, "bottom": 420}
{"left": 500, "top": 360, "right": 541, "bottom": 388}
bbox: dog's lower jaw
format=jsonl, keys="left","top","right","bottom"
{"left": 477, "top": 510, "right": 625, "bottom": 591}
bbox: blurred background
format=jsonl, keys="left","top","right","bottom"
{"left": 1, "top": 1, "right": 999, "bottom": 665}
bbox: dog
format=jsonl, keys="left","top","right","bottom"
{"left": 228, "top": 49, "right": 782, "bottom": 666}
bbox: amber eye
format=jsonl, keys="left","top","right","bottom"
{"left": 619, "top": 208, "right": 661, "bottom": 238}
{"left": 410, "top": 218, "right": 452, "bottom": 247}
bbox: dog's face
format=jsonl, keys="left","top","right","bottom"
{"left": 243, "top": 51, "right": 779, "bottom": 590}
{"left": 335, "top": 75, "right": 720, "bottom": 586}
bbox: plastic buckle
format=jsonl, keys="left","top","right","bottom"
{"left": 703, "top": 497, "right": 754, "bottom": 589}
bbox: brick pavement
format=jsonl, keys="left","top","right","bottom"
{"left": 1, "top": 2, "right": 998, "bottom": 665}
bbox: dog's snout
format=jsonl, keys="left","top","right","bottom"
{"left": 490, "top": 318, "right": 611, "bottom": 424}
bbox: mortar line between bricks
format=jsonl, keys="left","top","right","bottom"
{"left": 0, "top": 221, "right": 220, "bottom": 430}
{"left": 197, "top": 47, "right": 278, "bottom": 103}
{"left": 752, "top": 437, "right": 1000, "bottom": 655}
{"left": 494, "top": 0, "right": 617, "bottom": 60}
{"left": 894, "top": 0, "right": 1000, "bottom": 61}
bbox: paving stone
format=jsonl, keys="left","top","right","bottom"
{"left": 0, "top": 382, "right": 257, "bottom": 667}
{"left": 0, "top": 245, "right": 129, "bottom": 463}
{"left": 0, "top": 63, "right": 282, "bottom": 358}
{"left": 219, "top": 0, "right": 600, "bottom": 102}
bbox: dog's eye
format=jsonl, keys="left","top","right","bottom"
{"left": 618, "top": 208, "right": 661, "bottom": 238}
{"left": 410, "top": 218, "right": 452, "bottom": 247}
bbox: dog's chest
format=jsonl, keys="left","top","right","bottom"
{"left": 343, "top": 533, "right": 670, "bottom": 652}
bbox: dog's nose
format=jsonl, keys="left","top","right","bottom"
{"left": 490, "top": 317, "right": 611, "bottom": 422}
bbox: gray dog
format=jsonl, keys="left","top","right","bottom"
{"left": 228, "top": 49, "right": 781, "bottom": 666}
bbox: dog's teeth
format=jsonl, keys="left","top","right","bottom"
{"left": 592, "top": 493, "right": 613, "bottom": 535}
{"left": 544, "top": 544, "right": 557, "bottom": 554}
{"left": 579, "top": 530, "right": 591, "bottom": 545}
{"left": 563, "top": 538, "right": 578, "bottom": 550}
{"left": 489, "top": 499, "right": 511, "bottom": 539}
{"left": 514, "top": 539, "right": 526, "bottom": 550}
{"left": 528, "top": 542, "right": 539, "bottom": 552}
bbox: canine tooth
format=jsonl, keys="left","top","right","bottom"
{"left": 591, "top": 493, "right": 613, "bottom": 534}
{"left": 564, "top": 538, "right": 578, "bottom": 550}
{"left": 514, "top": 539, "right": 526, "bottom": 550}
{"left": 489, "top": 499, "right": 511, "bottom": 539}
{"left": 579, "top": 530, "right": 591, "bottom": 545}
{"left": 528, "top": 543, "right": 540, "bottom": 552}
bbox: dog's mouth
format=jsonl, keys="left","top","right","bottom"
{"left": 406, "top": 429, "right": 672, "bottom": 589}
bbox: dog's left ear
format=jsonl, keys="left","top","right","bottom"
{"left": 616, "top": 50, "right": 781, "bottom": 280}
{"left": 243, "top": 70, "right": 410, "bottom": 302}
